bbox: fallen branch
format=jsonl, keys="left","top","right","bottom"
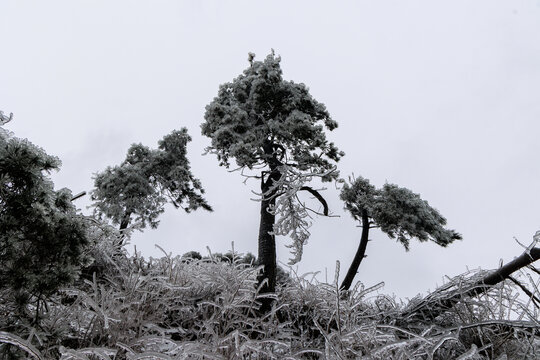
{"left": 400, "top": 246, "right": 540, "bottom": 324}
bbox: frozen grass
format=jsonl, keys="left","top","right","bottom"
{"left": 1, "top": 235, "right": 538, "bottom": 359}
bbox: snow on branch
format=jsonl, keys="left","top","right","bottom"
{"left": 0, "top": 110, "right": 13, "bottom": 125}
{"left": 269, "top": 165, "right": 337, "bottom": 264}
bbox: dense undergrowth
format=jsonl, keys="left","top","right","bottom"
{"left": 0, "top": 223, "right": 539, "bottom": 359}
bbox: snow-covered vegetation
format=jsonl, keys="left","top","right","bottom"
{"left": 1, "top": 223, "right": 538, "bottom": 359}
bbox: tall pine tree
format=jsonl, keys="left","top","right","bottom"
{"left": 202, "top": 52, "right": 343, "bottom": 298}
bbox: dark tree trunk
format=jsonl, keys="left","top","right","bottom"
{"left": 466, "top": 247, "right": 540, "bottom": 296}
{"left": 256, "top": 141, "right": 283, "bottom": 311}
{"left": 258, "top": 193, "right": 277, "bottom": 295}
{"left": 400, "top": 247, "right": 540, "bottom": 324}
{"left": 118, "top": 212, "right": 131, "bottom": 246}
{"left": 119, "top": 215, "right": 130, "bottom": 231}
{"left": 340, "top": 210, "right": 370, "bottom": 291}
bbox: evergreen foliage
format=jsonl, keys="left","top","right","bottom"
{"left": 341, "top": 177, "right": 462, "bottom": 250}
{"left": 0, "top": 128, "right": 88, "bottom": 315}
{"left": 202, "top": 52, "right": 342, "bottom": 172}
{"left": 91, "top": 128, "right": 212, "bottom": 233}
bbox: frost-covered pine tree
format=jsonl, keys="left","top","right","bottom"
{"left": 91, "top": 129, "right": 212, "bottom": 243}
{"left": 339, "top": 176, "right": 462, "bottom": 290}
{"left": 202, "top": 52, "right": 343, "bottom": 296}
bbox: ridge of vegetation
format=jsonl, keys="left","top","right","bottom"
{"left": 1, "top": 225, "right": 538, "bottom": 359}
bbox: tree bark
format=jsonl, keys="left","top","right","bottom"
{"left": 119, "top": 211, "right": 131, "bottom": 231}
{"left": 466, "top": 247, "right": 540, "bottom": 296}
{"left": 400, "top": 247, "right": 540, "bottom": 323}
{"left": 340, "top": 210, "right": 370, "bottom": 291}
{"left": 258, "top": 192, "right": 277, "bottom": 294}
{"left": 118, "top": 211, "right": 131, "bottom": 246}
{"left": 256, "top": 141, "right": 283, "bottom": 311}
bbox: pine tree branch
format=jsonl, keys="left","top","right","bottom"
{"left": 299, "top": 186, "right": 328, "bottom": 216}
{"left": 507, "top": 275, "right": 540, "bottom": 309}
{"left": 527, "top": 265, "right": 540, "bottom": 276}
{"left": 70, "top": 191, "right": 86, "bottom": 201}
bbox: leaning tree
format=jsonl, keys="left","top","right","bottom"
{"left": 202, "top": 52, "right": 344, "bottom": 295}
{"left": 339, "top": 176, "right": 462, "bottom": 291}
{"left": 91, "top": 128, "right": 212, "bottom": 243}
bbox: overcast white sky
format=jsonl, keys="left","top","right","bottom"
{"left": 1, "top": 1, "right": 540, "bottom": 299}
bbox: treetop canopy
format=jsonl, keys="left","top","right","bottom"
{"left": 91, "top": 128, "right": 211, "bottom": 230}
{"left": 340, "top": 176, "right": 462, "bottom": 250}
{"left": 202, "top": 52, "right": 343, "bottom": 177}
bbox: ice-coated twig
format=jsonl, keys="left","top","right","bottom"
{"left": 0, "top": 110, "right": 13, "bottom": 125}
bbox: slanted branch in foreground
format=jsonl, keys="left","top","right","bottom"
{"left": 400, "top": 245, "right": 540, "bottom": 324}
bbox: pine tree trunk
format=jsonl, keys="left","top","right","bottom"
{"left": 118, "top": 212, "right": 131, "bottom": 246}
{"left": 258, "top": 194, "right": 277, "bottom": 295}
{"left": 256, "top": 141, "right": 283, "bottom": 311}
{"left": 119, "top": 212, "right": 131, "bottom": 231}
{"left": 340, "top": 210, "right": 370, "bottom": 291}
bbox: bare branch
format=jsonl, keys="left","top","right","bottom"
{"left": 444, "top": 320, "right": 540, "bottom": 332}
{"left": 299, "top": 186, "right": 329, "bottom": 216}
{"left": 70, "top": 191, "right": 86, "bottom": 202}
{"left": 507, "top": 276, "right": 540, "bottom": 309}
{"left": 0, "top": 111, "right": 13, "bottom": 125}
{"left": 527, "top": 265, "right": 540, "bottom": 276}
{"left": 400, "top": 244, "right": 540, "bottom": 324}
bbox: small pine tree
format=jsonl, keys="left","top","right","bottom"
{"left": 91, "top": 128, "right": 212, "bottom": 242}
{"left": 339, "top": 176, "right": 461, "bottom": 290}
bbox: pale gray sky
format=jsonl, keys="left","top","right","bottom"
{"left": 1, "top": 1, "right": 540, "bottom": 299}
